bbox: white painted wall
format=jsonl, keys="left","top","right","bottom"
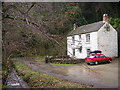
{"left": 78, "top": 32, "right": 98, "bottom": 59}
{"left": 67, "top": 32, "right": 98, "bottom": 59}
{"left": 67, "top": 36, "right": 73, "bottom": 57}
{"left": 90, "top": 32, "right": 98, "bottom": 51}
{"left": 75, "top": 34, "right": 84, "bottom": 58}
{"left": 98, "top": 22, "right": 118, "bottom": 57}
{"left": 74, "top": 35, "right": 81, "bottom": 58}
{"left": 80, "top": 34, "right": 89, "bottom": 58}
{"left": 67, "top": 22, "right": 118, "bottom": 58}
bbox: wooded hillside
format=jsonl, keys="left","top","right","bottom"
{"left": 2, "top": 2, "right": 120, "bottom": 59}
{"left": 2, "top": 2, "right": 120, "bottom": 85}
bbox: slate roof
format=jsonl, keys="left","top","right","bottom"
{"left": 68, "top": 21, "right": 104, "bottom": 36}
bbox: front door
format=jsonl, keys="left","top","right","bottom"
{"left": 73, "top": 49, "right": 75, "bottom": 57}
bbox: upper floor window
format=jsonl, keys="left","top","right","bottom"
{"left": 79, "top": 35, "right": 81, "bottom": 40}
{"left": 79, "top": 35, "right": 81, "bottom": 43}
{"left": 86, "top": 34, "right": 90, "bottom": 42}
{"left": 72, "top": 36, "right": 75, "bottom": 44}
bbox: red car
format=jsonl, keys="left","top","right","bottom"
{"left": 85, "top": 54, "right": 112, "bottom": 65}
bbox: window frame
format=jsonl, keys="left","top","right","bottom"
{"left": 79, "top": 34, "right": 81, "bottom": 44}
{"left": 73, "top": 49, "right": 75, "bottom": 56}
{"left": 72, "top": 36, "right": 75, "bottom": 44}
{"left": 87, "top": 49, "right": 91, "bottom": 57}
{"left": 86, "top": 34, "right": 90, "bottom": 43}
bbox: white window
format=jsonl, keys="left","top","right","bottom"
{"left": 72, "top": 36, "right": 75, "bottom": 44}
{"left": 79, "top": 35, "right": 81, "bottom": 40}
{"left": 86, "top": 34, "right": 90, "bottom": 42}
{"left": 78, "top": 46, "right": 82, "bottom": 53}
{"left": 73, "top": 49, "right": 75, "bottom": 56}
{"left": 79, "top": 35, "right": 81, "bottom": 43}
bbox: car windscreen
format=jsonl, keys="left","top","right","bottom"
{"left": 100, "top": 55, "right": 106, "bottom": 58}
{"left": 88, "top": 56, "right": 94, "bottom": 58}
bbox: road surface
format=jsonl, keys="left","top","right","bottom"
{"left": 12, "top": 58, "right": 119, "bottom": 88}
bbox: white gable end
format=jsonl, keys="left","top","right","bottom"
{"left": 97, "top": 22, "right": 118, "bottom": 57}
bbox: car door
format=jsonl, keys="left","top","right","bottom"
{"left": 94, "top": 55, "right": 102, "bottom": 63}
{"left": 102, "top": 55, "right": 109, "bottom": 62}
{"left": 99, "top": 55, "right": 106, "bottom": 62}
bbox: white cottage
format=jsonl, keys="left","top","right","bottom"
{"left": 67, "top": 14, "right": 118, "bottom": 59}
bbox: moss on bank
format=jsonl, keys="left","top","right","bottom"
{"left": 2, "top": 59, "right": 13, "bottom": 87}
{"left": 13, "top": 61, "right": 94, "bottom": 88}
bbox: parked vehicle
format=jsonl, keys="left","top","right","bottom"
{"left": 85, "top": 54, "right": 112, "bottom": 65}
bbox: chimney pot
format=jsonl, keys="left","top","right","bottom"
{"left": 73, "top": 23, "right": 77, "bottom": 30}
{"left": 103, "top": 14, "right": 108, "bottom": 23}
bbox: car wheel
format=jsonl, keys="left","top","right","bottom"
{"left": 87, "top": 63, "right": 90, "bottom": 65}
{"left": 108, "top": 59, "right": 112, "bottom": 63}
{"left": 94, "top": 61, "right": 99, "bottom": 65}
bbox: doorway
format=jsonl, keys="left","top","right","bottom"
{"left": 73, "top": 49, "right": 75, "bottom": 57}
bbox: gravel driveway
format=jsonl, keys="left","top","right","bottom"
{"left": 13, "top": 58, "right": 118, "bottom": 88}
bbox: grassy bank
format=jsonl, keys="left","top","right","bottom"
{"left": 35, "top": 56, "right": 46, "bottom": 62}
{"left": 14, "top": 61, "right": 94, "bottom": 88}
{"left": 2, "top": 59, "right": 13, "bottom": 87}
{"left": 0, "top": 70, "right": 2, "bottom": 89}
{"left": 50, "top": 63, "right": 74, "bottom": 66}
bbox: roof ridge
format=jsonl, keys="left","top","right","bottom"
{"left": 77, "top": 21, "right": 103, "bottom": 29}
{"left": 67, "top": 21, "right": 104, "bottom": 36}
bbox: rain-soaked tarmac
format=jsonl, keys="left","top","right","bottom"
{"left": 12, "top": 58, "right": 119, "bottom": 88}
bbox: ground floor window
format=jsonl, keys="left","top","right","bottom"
{"left": 73, "top": 49, "right": 75, "bottom": 56}
{"left": 78, "top": 46, "right": 82, "bottom": 53}
{"left": 87, "top": 49, "right": 91, "bottom": 56}
{"left": 86, "top": 34, "right": 90, "bottom": 43}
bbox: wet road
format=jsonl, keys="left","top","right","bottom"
{"left": 13, "top": 58, "right": 118, "bottom": 88}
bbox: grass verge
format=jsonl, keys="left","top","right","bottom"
{"left": 0, "top": 61, "right": 1, "bottom": 89}
{"left": 50, "top": 63, "right": 74, "bottom": 66}
{"left": 14, "top": 61, "right": 94, "bottom": 88}
{"left": 2, "top": 59, "right": 13, "bottom": 88}
{"left": 35, "top": 56, "right": 45, "bottom": 62}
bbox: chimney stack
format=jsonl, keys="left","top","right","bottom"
{"left": 103, "top": 14, "right": 108, "bottom": 23}
{"left": 73, "top": 23, "right": 77, "bottom": 30}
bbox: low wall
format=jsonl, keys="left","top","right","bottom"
{"left": 45, "top": 56, "right": 84, "bottom": 64}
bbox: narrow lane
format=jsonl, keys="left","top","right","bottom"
{"left": 12, "top": 58, "right": 118, "bottom": 88}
